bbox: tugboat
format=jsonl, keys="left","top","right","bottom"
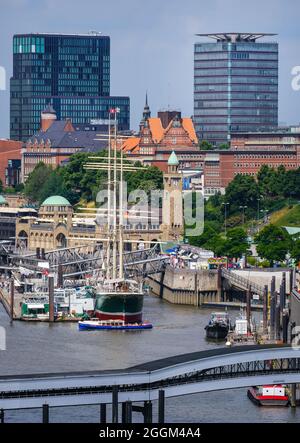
{"left": 247, "top": 385, "right": 289, "bottom": 406}
{"left": 205, "top": 312, "right": 230, "bottom": 340}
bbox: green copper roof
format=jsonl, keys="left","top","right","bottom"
{"left": 41, "top": 196, "right": 71, "bottom": 206}
{"left": 168, "top": 151, "right": 179, "bottom": 166}
{"left": 0, "top": 195, "right": 7, "bottom": 204}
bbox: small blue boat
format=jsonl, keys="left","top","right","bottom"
{"left": 78, "top": 319, "right": 153, "bottom": 331}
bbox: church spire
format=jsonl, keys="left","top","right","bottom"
{"left": 143, "top": 91, "right": 151, "bottom": 120}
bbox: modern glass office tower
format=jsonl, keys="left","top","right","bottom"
{"left": 194, "top": 33, "right": 278, "bottom": 146}
{"left": 10, "top": 32, "right": 130, "bottom": 141}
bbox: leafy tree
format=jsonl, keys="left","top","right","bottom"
{"left": 218, "top": 143, "right": 229, "bottom": 150}
{"left": 225, "top": 174, "right": 259, "bottom": 215}
{"left": 255, "top": 224, "right": 292, "bottom": 266}
{"left": 223, "top": 227, "right": 249, "bottom": 259}
{"left": 38, "top": 170, "right": 73, "bottom": 204}
{"left": 24, "top": 162, "right": 52, "bottom": 202}
{"left": 291, "top": 239, "right": 300, "bottom": 263}
{"left": 188, "top": 220, "right": 219, "bottom": 248}
{"left": 199, "top": 140, "right": 214, "bottom": 151}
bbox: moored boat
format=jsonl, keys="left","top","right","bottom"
{"left": 247, "top": 385, "right": 289, "bottom": 406}
{"left": 205, "top": 312, "right": 230, "bottom": 340}
{"left": 78, "top": 318, "right": 153, "bottom": 330}
{"left": 94, "top": 279, "right": 144, "bottom": 323}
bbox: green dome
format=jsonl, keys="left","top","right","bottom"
{"left": 168, "top": 151, "right": 179, "bottom": 166}
{"left": 0, "top": 195, "right": 7, "bottom": 205}
{"left": 41, "top": 196, "right": 71, "bottom": 206}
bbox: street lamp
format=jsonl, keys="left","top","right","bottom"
{"left": 257, "top": 195, "right": 263, "bottom": 221}
{"left": 239, "top": 205, "right": 248, "bottom": 225}
{"left": 222, "top": 202, "right": 229, "bottom": 236}
{"left": 260, "top": 209, "right": 268, "bottom": 223}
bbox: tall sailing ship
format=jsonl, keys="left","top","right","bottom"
{"left": 81, "top": 108, "right": 148, "bottom": 327}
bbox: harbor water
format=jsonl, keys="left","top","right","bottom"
{"left": 0, "top": 295, "right": 299, "bottom": 423}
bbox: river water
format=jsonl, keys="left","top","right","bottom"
{"left": 0, "top": 295, "right": 299, "bottom": 423}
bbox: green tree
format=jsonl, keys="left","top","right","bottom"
{"left": 291, "top": 239, "right": 300, "bottom": 263}
{"left": 225, "top": 174, "right": 259, "bottom": 215}
{"left": 255, "top": 224, "right": 292, "bottom": 266}
{"left": 24, "top": 162, "right": 52, "bottom": 202}
{"left": 224, "top": 227, "right": 249, "bottom": 259}
{"left": 199, "top": 140, "right": 214, "bottom": 151}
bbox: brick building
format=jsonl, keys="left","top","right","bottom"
{"left": 22, "top": 105, "right": 110, "bottom": 181}
{"left": 203, "top": 128, "right": 300, "bottom": 195}
{"left": 121, "top": 97, "right": 200, "bottom": 172}
{"left": 0, "top": 139, "right": 22, "bottom": 187}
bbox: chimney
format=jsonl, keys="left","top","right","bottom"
{"left": 41, "top": 104, "right": 57, "bottom": 132}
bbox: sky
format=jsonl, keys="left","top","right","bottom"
{"left": 0, "top": 0, "right": 300, "bottom": 138}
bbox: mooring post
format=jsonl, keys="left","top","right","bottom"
{"left": 57, "top": 264, "right": 63, "bottom": 288}
{"left": 125, "top": 401, "right": 132, "bottom": 423}
{"left": 217, "top": 266, "right": 222, "bottom": 302}
{"left": 282, "top": 311, "right": 289, "bottom": 344}
{"left": 0, "top": 409, "right": 4, "bottom": 424}
{"left": 158, "top": 389, "right": 165, "bottom": 423}
{"left": 122, "top": 402, "right": 126, "bottom": 423}
{"left": 42, "top": 404, "right": 49, "bottom": 423}
{"left": 275, "top": 304, "right": 281, "bottom": 340}
{"left": 270, "top": 277, "right": 276, "bottom": 339}
{"left": 290, "top": 384, "right": 297, "bottom": 408}
{"left": 144, "top": 401, "right": 152, "bottom": 423}
{"left": 48, "top": 275, "right": 54, "bottom": 323}
{"left": 289, "top": 268, "right": 294, "bottom": 294}
{"left": 100, "top": 404, "right": 106, "bottom": 423}
{"left": 10, "top": 277, "right": 14, "bottom": 324}
{"left": 246, "top": 287, "right": 251, "bottom": 333}
{"left": 263, "top": 285, "right": 268, "bottom": 334}
{"left": 112, "top": 386, "right": 119, "bottom": 423}
{"left": 159, "top": 266, "right": 166, "bottom": 299}
{"left": 280, "top": 272, "right": 286, "bottom": 315}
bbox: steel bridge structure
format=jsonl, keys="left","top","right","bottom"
{"left": 10, "top": 244, "right": 169, "bottom": 279}
{"left": 0, "top": 345, "right": 299, "bottom": 410}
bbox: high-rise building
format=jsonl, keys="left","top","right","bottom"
{"left": 10, "top": 32, "right": 130, "bottom": 141}
{"left": 194, "top": 33, "right": 278, "bottom": 146}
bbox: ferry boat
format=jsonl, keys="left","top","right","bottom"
{"left": 247, "top": 385, "right": 289, "bottom": 406}
{"left": 205, "top": 312, "right": 231, "bottom": 340}
{"left": 78, "top": 318, "right": 153, "bottom": 330}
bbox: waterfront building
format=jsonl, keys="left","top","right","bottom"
{"left": 10, "top": 32, "right": 130, "bottom": 141}
{"left": 194, "top": 33, "right": 278, "bottom": 146}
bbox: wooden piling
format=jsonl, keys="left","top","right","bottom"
{"left": 42, "top": 404, "right": 49, "bottom": 423}
{"left": 10, "top": 278, "right": 14, "bottom": 324}
{"left": 246, "top": 287, "right": 251, "bottom": 333}
{"left": 57, "top": 264, "right": 63, "bottom": 288}
{"left": 263, "top": 285, "right": 268, "bottom": 334}
{"left": 48, "top": 276, "right": 54, "bottom": 323}
{"left": 290, "top": 384, "right": 297, "bottom": 408}
{"left": 100, "top": 404, "right": 106, "bottom": 423}
{"left": 158, "top": 389, "right": 165, "bottom": 423}
{"left": 275, "top": 304, "right": 281, "bottom": 340}
{"left": 144, "top": 401, "right": 152, "bottom": 423}
{"left": 282, "top": 311, "right": 289, "bottom": 344}
{"left": 112, "top": 386, "right": 118, "bottom": 423}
